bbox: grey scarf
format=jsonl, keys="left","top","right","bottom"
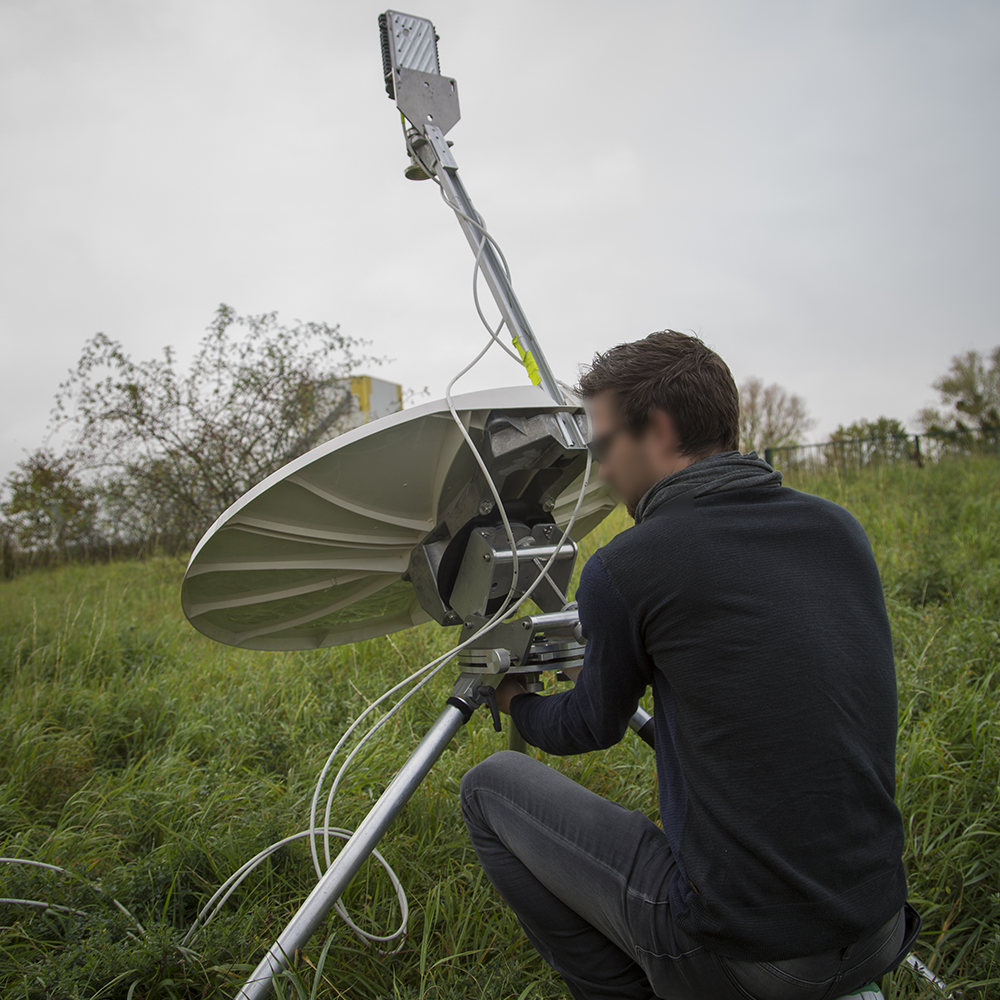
{"left": 633, "top": 450, "right": 782, "bottom": 523}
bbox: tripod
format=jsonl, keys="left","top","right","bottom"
{"left": 238, "top": 610, "right": 654, "bottom": 1000}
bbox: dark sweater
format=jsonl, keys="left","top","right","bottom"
{"left": 510, "top": 483, "right": 907, "bottom": 961}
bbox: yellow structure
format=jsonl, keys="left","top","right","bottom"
{"left": 349, "top": 375, "right": 404, "bottom": 424}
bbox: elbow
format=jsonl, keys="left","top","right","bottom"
{"left": 575, "top": 717, "right": 630, "bottom": 753}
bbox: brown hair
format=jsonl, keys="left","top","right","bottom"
{"left": 577, "top": 330, "right": 740, "bottom": 457}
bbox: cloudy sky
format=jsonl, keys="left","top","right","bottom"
{"left": 2, "top": 0, "right": 998, "bottom": 479}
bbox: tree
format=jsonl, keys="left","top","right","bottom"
{"left": 50, "top": 304, "right": 376, "bottom": 549}
{"left": 828, "top": 416, "right": 914, "bottom": 466}
{"left": 917, "top": 346, "right": 1000, "bottom": 432}
{"left": 738, "top": 377, "right": 816, "bottom": 454}
{"left": 0, "top": 449, "right": 96, "bottom": 552}
{"left": 830, "top": 416, "right": 910, "bottom": 441}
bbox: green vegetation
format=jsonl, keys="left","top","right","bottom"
{"left": 2, "top": 458, "right": 998, "bottom": 999}
{"left": 1, "top": 306, "right": 373, "bottom": 573}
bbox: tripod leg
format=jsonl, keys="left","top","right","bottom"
{"left": 629, "top": 707, "right": 655, "bottom": 750}
{"left": 508, "top": 718, "right": 528, "bottom": 754}
{"left": 237, "top": 702, "right": 469, "bottom": 1000}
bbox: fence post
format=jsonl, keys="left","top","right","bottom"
{"left": 764, "top": 447, "right": 774, "bottom": 467}
{"left": 913, "top": 434, "right": 923, "bottom": 469}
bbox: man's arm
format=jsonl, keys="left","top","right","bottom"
{"left": 505, "top": 555, "right": 653, "bottom": 754}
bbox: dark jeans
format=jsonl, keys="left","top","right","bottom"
{"left": 460, "top": 751, "right": 910, "bottom": 1000}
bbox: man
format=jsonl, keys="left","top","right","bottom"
{"left": 459, "top": 332, "right": 919, "bottom": 1000}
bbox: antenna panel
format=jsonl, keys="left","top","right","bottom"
{"left": 379, "top": 9, "right": 461, "bottom": 134}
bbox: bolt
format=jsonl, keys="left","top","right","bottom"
{"left": 478, "top": 500, "right": 494, "bottom": 516}
{"left": 483, "top": 552, "right": 492, "bottom": 561}
{"left": 521, "top": 619, "right": 531, "bottom": 630}
{"left": 486, "top": 648, "right": 511, "bottom": 671}
{"left": 542, "top": 497, "right": 555, "bottom": 512}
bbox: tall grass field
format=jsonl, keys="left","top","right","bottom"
{"left": 2, "top": 458, "right": 998, "bottom": 999}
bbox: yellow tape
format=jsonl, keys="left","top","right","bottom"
{"left": 512, "top": 336, "right": 542, "bottom": 387}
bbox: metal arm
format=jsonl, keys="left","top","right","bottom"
{"left": 427, "top": 131, "right": 585, "bottom": 449}
{"left": 428, "top": 140, "right": 563, "bottom": 390}
{"left": 381, "top": 10, "right": 585, "bottom": 448}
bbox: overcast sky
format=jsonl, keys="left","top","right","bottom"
{"left": 2, "top": 0, "right": 998, "bottom": 479}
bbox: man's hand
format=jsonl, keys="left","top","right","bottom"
{"left": 494, "top": 674, "right": 527, "bottom": 714}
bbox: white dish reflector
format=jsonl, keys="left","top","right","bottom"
{"left": 181, "top": 386, "right": 616, "bottom": 650}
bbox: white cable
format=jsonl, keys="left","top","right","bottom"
{"left": 533, "top": 557, "right": 570, "bottom": 607}
{"left": 409, "top": 140, "right": 523, "bottom": 367}
{"left": 301, "top": 156, "right": 531, "bottom": 911}
{"left": 307, "top": 154, "right": 531, "bottom": 882}
{"left": 433, "top": 180, "right": 524, "bottom": 366}
{"left": 3, "top": 148, "right": 595, "bottom": 963}
{"left": 0, "top": 857, "right": 147, "bottom": 939}
{"left": 444, "top": 190, "right": 522, "bottom": 364}
{"left": 0, "top": 898, "right": 90, "bottom": 917}
{"left": 321, "top": 444, "right": 593, "bottom": 844}
{"left": 299, "top": 188, "right": 593, "bottom": 946}
{"left": 180, "top": 828, "right": 406, "bottom": 948}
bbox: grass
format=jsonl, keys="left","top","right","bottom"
{"left": 1, "top": 457, "right": 999, "bottom": 999}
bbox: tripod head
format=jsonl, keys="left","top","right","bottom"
{"left": 406, "top": 407, "right": 588, "bottom": 624}
{"left": 404, "top": 406, "right": 591, "bottom": 733}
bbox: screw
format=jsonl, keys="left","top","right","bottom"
{"left": 478, "top": 500, "right": 494, "bottom": 515}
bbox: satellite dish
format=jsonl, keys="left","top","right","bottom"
{"left": 181, "top": 385, "right": 615, "bottom": 651}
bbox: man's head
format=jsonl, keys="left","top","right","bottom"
{"left": 577, "top": 330, "right": 740, "bottom": 517}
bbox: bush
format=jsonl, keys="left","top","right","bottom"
{"left": 1, "top": 305, "right": 376, "bottom": 570}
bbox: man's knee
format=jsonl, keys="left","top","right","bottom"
{"left": 461, "top": 749, "right": 520, "bottom": 799}
{"left": 460, "top": 749, "right": 533, "bottom": 821}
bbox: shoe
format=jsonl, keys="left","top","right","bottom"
{"left": 833, "top": 985, "right": 883, "bottom": 1000}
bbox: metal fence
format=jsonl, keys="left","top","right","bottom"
{"left": 764, "top": 429, "right": 1000, "bottom": 477}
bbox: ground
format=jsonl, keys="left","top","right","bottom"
{"left": 1, "top": 458, "right": 998, "bottom": 999}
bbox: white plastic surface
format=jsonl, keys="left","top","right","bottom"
{"left": 181, "top": 385, "right": 616, "bottom": 650}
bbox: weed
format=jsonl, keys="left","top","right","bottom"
{"left": 1, "top": 459, "right": 998, "bottom": 997}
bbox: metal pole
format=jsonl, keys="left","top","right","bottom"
{"left": 237, "top": 703, "right": 469, "bottom": 1000}
{"left": 508, "top": 718, "right": 528, "bottom": 754}
{"left": 435, "top": 164, "right": 585, "bottom": 449}
{"left": 629, "top": 707, "right": 656, "bottom": 750}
